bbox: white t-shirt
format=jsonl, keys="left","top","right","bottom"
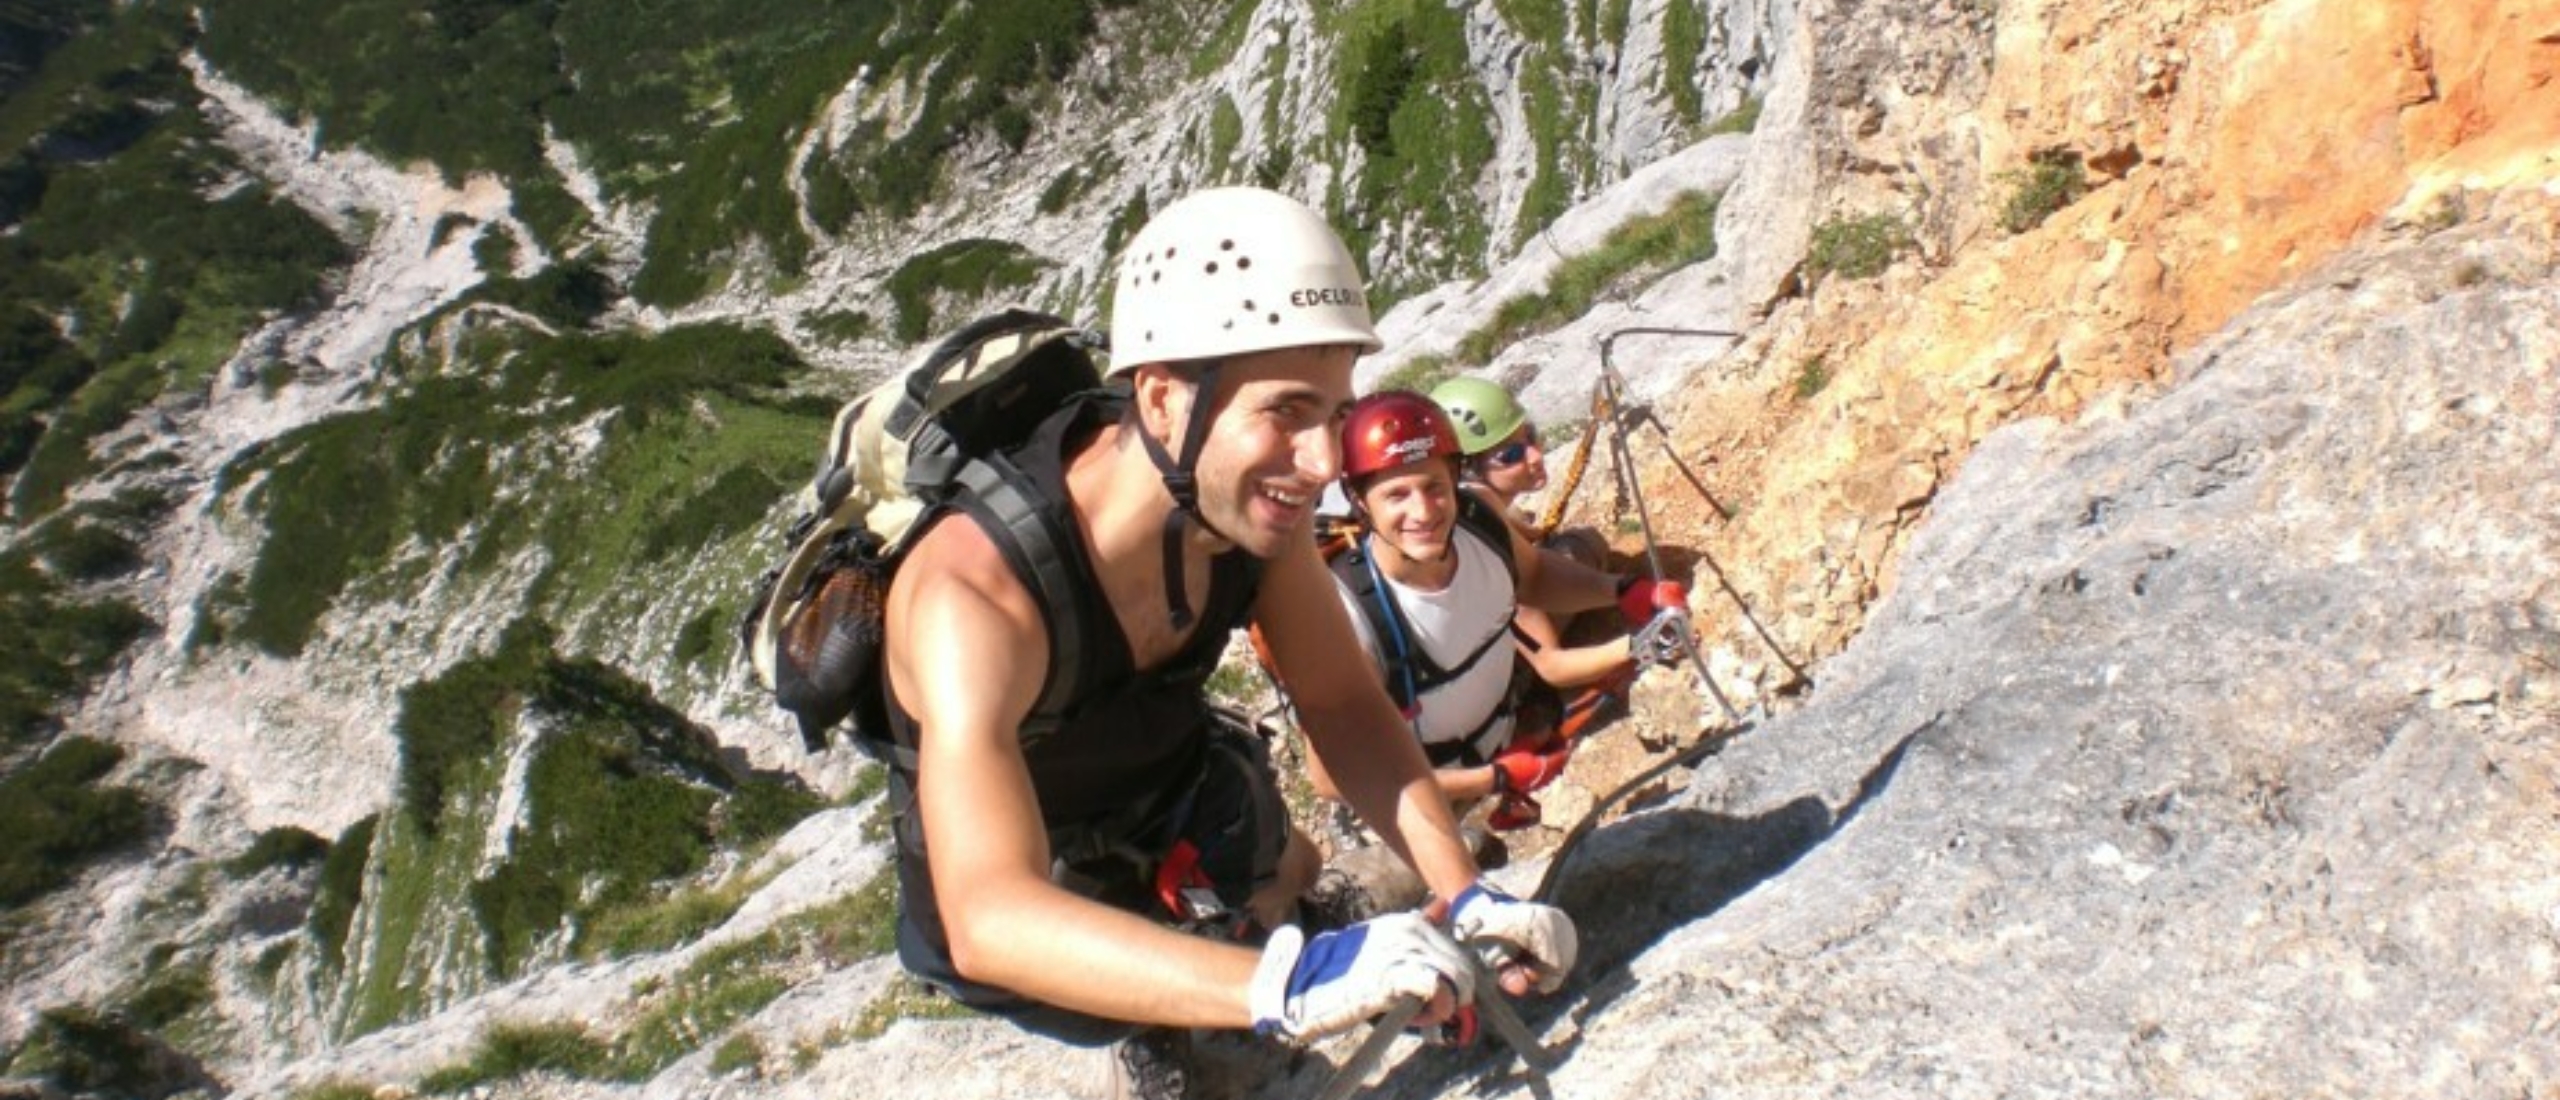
{"left": 1334, "top": 524, "right": 1517, "bottom": 760}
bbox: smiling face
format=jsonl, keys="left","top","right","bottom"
{"left": 1147, "top": 343, "right": 1357, "bottom": 559}
{"left": 1474, "top": 422, "right": 1546, "bottom": 502}
{"left": 1353, "top": 459, "right": 1462, "bottom": 564}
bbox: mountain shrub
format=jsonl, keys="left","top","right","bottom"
{"left": 307, "top": 815, "right": 379, "bottom": 971}
{"left": 0, "top": 737, "right": 150, "bottom": 909}
{"left": 1997, "top": 148, "right": 2087, "bottom": 234}
{"left": 1807, "top": 212, "right": 1914, "bottom": 282}
{"left": 0, "top": 553, "right": 151, "bottom": 754}
{"left": 223, "top": 826, "right": 331, "bottom": 880}
{"left": 883, "top": 239, "right": 1051, "bottom": 343}
{"left": 417, "top": 1022, "right": 619, "bottom": 1092}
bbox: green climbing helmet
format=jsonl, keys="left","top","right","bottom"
{"left": 1430, "top": 376, "right": 1528, "bottom": 457}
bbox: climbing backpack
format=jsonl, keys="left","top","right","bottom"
{"left": 739, "top": 308, "right": 1107, "bottom": 756}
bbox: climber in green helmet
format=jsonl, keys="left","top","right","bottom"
{"left": 1431, "top": 375, "right": 1657, "bottom": 705}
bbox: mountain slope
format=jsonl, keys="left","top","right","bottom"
{"left": 3, "top": 0, "right": 2556, "bottom": 1095}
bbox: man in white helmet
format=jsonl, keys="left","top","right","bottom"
{"left": 880, "top": 187, "right": 1577, "bottom": 1095}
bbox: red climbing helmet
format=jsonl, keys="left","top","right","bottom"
{"left": 1340, "top": 390, "right": 1463, "bottom": 483}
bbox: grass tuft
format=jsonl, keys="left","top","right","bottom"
{"left": 1806, "top": 213, "right": 1913, "bottom": 283}
{"left": 1453, "top": 190, "right": 1721, "bottom": 365}
{"left": 1996, "top": 149, "right": 2086, "bottom": 234}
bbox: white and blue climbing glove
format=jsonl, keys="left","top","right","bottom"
{"left": 1249, "top": 913, "right": 1474, "bottom": 1042}
{"left": 1448, "top": 882, "right": 1579, "bottom": 994}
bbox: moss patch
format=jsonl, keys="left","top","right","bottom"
{"left": 0, "top": 737, "right": 150, "bottom": 909}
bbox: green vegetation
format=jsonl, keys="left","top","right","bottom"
{"left": 1659, "top": 0, "right": 1708, "bottom": 128}
{"left": 1513, "top": 64, "right": 1577, "bottom": 243}
{"left": 1806, "top": 212, "right": 1914, "bottom": 283}
{"left": 307, "top": 815, "right": 378, "bottom": 971}
{"left": 223, "top": 826, "right": 331, "bottom": 879}
{"left": 711, "top": 1032, "right": 765, "bottom": 1076}
{"left": 1795, "top": 355, "right": 1833, "bottom": 399}
{"left": 26, "top": 522, "right": 141, "bottom": 582}
{"left": 1706, "top": 96, "right": 1765, "bottom": 137}
{"left": 197, "top": 0, "right": 1140, "bottom": 307}
{"left": 389, "top": 618, "right": 820, "bottom": 966}
{"left": 201, "top": 322, "right": 814, "bottom": 658}
{"left": 0, "top": 548, "right": 153, "bottom": 755}
{"left": 310, "top": 619, "right": 819, "bottom": 1034}
{"left": 289, "top": 1082, "right": 382, "bottom": 1100}
{"left": 882, "top": 239, "right": 1052, "bottom": 343}
{"left": 1454, "top": 189, "right": 1722, "bottom": 365}
{"left": 2, "top": 1006, "right": 204, "bottom": 1097}
{"left": 121, "top": 962, "right": 211, "bottom": 1030}
{"left": 419, "top": 1022, "right": 620, "bottom": 1092}
{"left": 1203, "top": 660, "right": 1267, "bottom": 710}
{"left": 0, "top": 737, "right": 149, "bottom": 909}
{"left": 586, "top": 867, "right": 773, "bottom": 960}
{"left": 806, "top": 308, "right": 879, "bottom": 346}
{"left": 1, "top": 4, "right": 348, "bottom": 519}
{"left": 1997, "top": 148, "right": 2087, "bottom": 234}
{"left": 1189, "top": 0, "right": 1267, "bottom": 79}
{"left": 1206, "top": 95, "right": 1246, "bottom": 181}
{"left": 1329, "top": 0, "right": 1498, "bottom": 294}
{"left": 850, "top": 973, "right": 976, "bottom": 1040}
{"left": 1372, "top": 354, "right": 1457, "bottom": 396}
{"left": 1493, "top": 0, "right": 1568, "bottom": 42}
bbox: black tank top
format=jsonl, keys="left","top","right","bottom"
{"left": 883, "top": 392, "right": 1264, "bottom": 830}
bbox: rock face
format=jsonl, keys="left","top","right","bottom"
{"left": 12, "top": 0, "right": 2560, "bottom": 1095}
{"left": 1502, "top": 194, "right": 2560, "bottom": 1100}
{"left": 1648, "top": 0, "right": 2560, "bottom": 688}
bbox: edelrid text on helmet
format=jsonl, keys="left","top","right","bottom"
{"left": 1340, "top": 390, "right": 1462, "bottom": 483}
{"left": 1110, "top": 187, "right": 1383, "bottom": 369}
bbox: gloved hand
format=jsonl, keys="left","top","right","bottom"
{"left": 1250, "top": 913, "right": 1474, "bottom": 1042}
{"left": 1491, "top": 741, "right": 1572, "bottom": 796}
{"left": 1448, "top": 882, "right": 1579, "bottom": 994}
{"left": 1488, "top": 792, "right": 1543, "bottom": 831}
{"left": 1616, "top": 576, "right": 1688, "bottom": 626}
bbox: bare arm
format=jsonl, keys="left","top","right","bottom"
{"left": 888, "top": 520, "right": 1259, "bottom": 1029}
{"left": 1512, "top": 603, "right": 1635, "bottom": 688}
{"left": 1255, "top": 536, "right": 1481, "bottom": 903}
{"left": 1484, "top": 488, "right": 1619, "bottom": 617}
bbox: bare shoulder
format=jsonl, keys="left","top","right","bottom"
{"left": 891, "top": 515, "right": 1042, "bottom": 634}
{"left": 887, "top": 515, "right": 1050, "bottom": 730}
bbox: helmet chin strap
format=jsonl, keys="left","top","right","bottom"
{"left": 1130, "top": 362, "right": 1232, "bottom": 629}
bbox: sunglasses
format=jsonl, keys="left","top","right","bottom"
{"left": 1482, "top": 426, "right": 1540, "bottom": 468}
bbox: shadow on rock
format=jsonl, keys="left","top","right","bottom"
{"left": 1326, "top": 724, "right": 1925, "bottom": 1100}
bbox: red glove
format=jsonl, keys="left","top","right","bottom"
{"left": 1617, "top": 576, "right": 1688, "bottom": 625}
{"left": 1488, "top": 793, "right": 1543, "bottom": 831}
{"left": 1492, "top": 742, "right": 1572, "bottom": 795}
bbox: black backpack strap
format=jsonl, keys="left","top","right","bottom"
{"left": 950, "top": 457, "right": 1088, "bottom": 741}
{"left": 1331, "top": 540, "right": 1419, "bottom": 711}
{"left": 1454, "top": 491, "right": 1517, "bottom": 583}
{"left": 1331, "top": 532, "right": 1515, "bottom": 711}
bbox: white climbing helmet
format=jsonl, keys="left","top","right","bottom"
{"left": 1108, "top": 186, "right": 1383, "bottom": 370}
